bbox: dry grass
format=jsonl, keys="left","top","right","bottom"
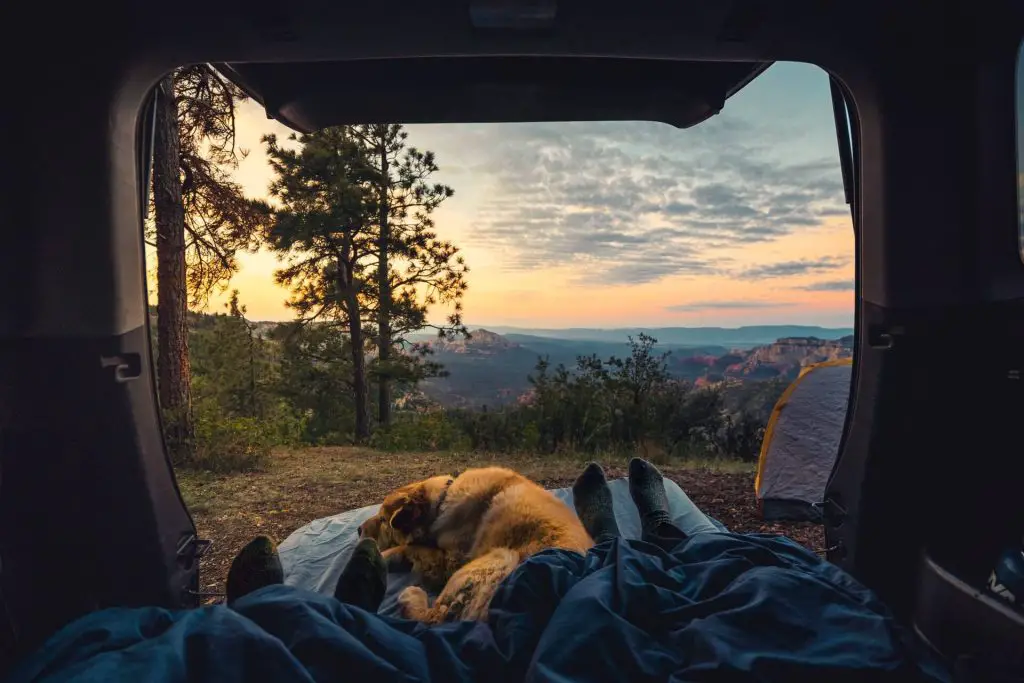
{"left": 176, "top": 447, "right": 822, "bottom": 598}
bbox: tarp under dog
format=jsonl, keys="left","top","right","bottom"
{"left": 755, "top": 359, "right": 853, "bottom": 522}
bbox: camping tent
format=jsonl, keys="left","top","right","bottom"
{"left": 755, "top": 358, "right": 853, "bottom": 522}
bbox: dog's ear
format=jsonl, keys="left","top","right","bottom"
{"left": 387, "top": 489, "right": 429, "bottom": 533}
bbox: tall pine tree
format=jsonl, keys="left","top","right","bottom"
{"left": 262, "top": 129, "right": 377, "bottom": 442}
{"left": 348, "top": 124, "right": 469, "bottom": 427}
{"left": 150, "top": 65, "right": 271, "bottom": 457}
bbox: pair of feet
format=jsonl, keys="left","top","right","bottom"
{"left": 225, "top": 535, "right": 387, "bottom": 609}
{"left": 224, "top": 457, "right": 674, "bottom": 607}
{"left": 572, "top": 457, "right": 673, "bottom": 543}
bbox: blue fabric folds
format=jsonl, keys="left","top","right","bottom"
{"left": 9, "top": 533, "right": 950, "bottom": 683}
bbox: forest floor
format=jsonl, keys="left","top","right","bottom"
{"left": 175, "top": 447, "right": 825, "bottom": 597}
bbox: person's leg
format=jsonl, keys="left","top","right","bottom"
{"left": 226, "top": 535, "right": 285, "bottom": 604}
{"left": 333, "top": 538, "right": 388, "bottom": 613}
{"left": 572, "top": 462, "right": 622, "bottom": 544}
{"left": 628, "top": 458, "right": 721, "bottom": 545}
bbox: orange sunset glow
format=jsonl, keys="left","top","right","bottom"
{"left": 148, "top": 61, "right": 855, "bottom": 329}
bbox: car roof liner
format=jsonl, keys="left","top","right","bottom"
{"left": 218, "top": 57, "right": 772, "bottom": 132}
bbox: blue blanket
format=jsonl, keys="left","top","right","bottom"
{"left": 9, "top": 533, "right": 950, "bottom": 683}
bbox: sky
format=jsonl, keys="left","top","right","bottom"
{"left": 184, "top": 61, "right": 857, "bottom": 328}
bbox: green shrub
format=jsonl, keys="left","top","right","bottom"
{"left": 172, "top": 399, "right": 273, "bottom": 473}
{"left": 260, "top": 400, "right": 309, "bottom": 447}
{"left": 370, "top": 411, "right": 470, "bottom": 452}
{"left": 191, "top": 414, "right": 272, "bottom": 472}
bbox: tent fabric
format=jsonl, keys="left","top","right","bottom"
{"left": 755, "top": 359, "right": 853, "bottom": 522}
{"left": 7, "top": 534, "right": 951, "bottom": 683}
{"left": 278, "top": 476, "right": 727, "bottom": 617}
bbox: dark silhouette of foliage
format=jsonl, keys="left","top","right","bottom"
{"left": 150, "top": 65, "right": 271, "bottom": 459}
{"left": 347, "top": 124, "right": 469, "bottom": 428}
{"left": 262, "top": 128, "right": 376, "bottom": 441}
{"left": 261, "top": 126, "right": 468, "bottom": 441}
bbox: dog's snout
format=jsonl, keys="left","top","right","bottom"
{"left": 358, "top": 516, "right": 375, "bottom": 539}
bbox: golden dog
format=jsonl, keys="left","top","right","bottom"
{"left": 358, "top": 466, "right": 593, "bottom": 623}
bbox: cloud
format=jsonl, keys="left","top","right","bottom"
{"left": 737, "top": 256, "right": 848, "bottom": 280}
{"left": 665, "top": 300, "right": 798, "bottom": 313}
{"left": 796, "top": 279, "right": 855, "bottom": 291}
{"left": 462, "top": 111, "right": 848, "bottom": 286}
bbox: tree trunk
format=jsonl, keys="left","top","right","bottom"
{"left": 340, "top": 264, "right": 370, "bottom": 442}
{"left": 152, "top": 72, "right": 194, "bottom": 459}
{"left": 246, "top": 322, "right": 257, "bottom": 418}
{"left": 376, "top": 138, "right": 393, "bottom": 427}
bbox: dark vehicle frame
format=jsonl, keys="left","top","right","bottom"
{"left": 1, "top": 0, "right": 1022, "bottom": 676}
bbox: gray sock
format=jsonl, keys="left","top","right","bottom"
{"left": 628, "top": 458, "right": 672, "bottom": 534}
{"left": 226, "top": 535, "right": 284, "bottom": 605}
{"left": 335, "top": 538, "right": 388, "bottom": 613}
{"left": 572, "top": 462, "right": 621, "bottom": 543}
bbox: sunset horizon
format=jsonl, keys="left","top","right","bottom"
{"left": 149, "top": 61, "right": 855, "bottom": 330}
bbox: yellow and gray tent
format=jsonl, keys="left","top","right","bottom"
{"left": 755, "top": 358, "right": 853, "bottom": 522}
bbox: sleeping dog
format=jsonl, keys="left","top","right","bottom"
{"left": 358, "top": 466, "right": 594, "bottom": 623}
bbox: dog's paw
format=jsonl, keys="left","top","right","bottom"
{"left": 397, "top": 586, "right": 430, "bottom": 621}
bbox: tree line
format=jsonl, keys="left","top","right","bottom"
{"left": 149, "top": 67, "right": 466, "bottom": 461}
{"left": 175, "top": 306, "right": 786, "bottom": 471}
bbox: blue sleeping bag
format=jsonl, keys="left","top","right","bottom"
{"left": 8, "top": 532, "right": 950, "bottom": 682}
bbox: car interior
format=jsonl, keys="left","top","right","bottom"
{"left": 1, "top": 0, "right": 1022, "bottom": 678}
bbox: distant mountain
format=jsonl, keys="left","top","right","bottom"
{"left": 500, "top": 334, "right": 728, "bottom": 365}
{"left": 418, "top": 328, "right": 854, "bottom": 409}
{"left": 669, "top": 336, "right": 854, "bottom": 385}
{"left": 463, "top": 325, "right": 855, "bottom": 349}
{"left": 419, "top": 330, "right": 546, "bottom": 408}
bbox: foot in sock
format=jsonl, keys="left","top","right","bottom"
{"left": 628, "top": 458, "right": 673, "bottom": 534}
{"left": 334, "top": 538, "right": 388, "bottom": 613}
{"left": 226, "top": 535, "right": 285, "bottom": 604}
{"left": 572, "top": 462, "right": 622, "bottom": 543}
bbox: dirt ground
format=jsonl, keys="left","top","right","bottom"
{"left": 176, "top": 448, "right": 825, "bottom": 598}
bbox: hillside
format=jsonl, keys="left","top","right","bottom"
{"left": 671, "top": 335, "right": 854, "bottom": 385}
{"left": 419, "top": 328, "right": 853, "bottom": 408}
{"left": 167, "top": 309, "right": 853, "bottom": 410}
{"left": 472, "top": 325, "right": 854, "bottom": 349}
{"left": 418, "top": 330, "right": 547, "bottom": 407}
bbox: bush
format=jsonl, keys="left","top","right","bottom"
{"left": 445, "top": 407, "right": 541, "bottom": 453}
{"left": 711, "top": 412, "right": 766, "bottom": 462}
{"left": 369, "top": 410, "right": 471, "bottom": 452}
{"left": 259, "top": 400, "right": 309, "bottom": 447}
{"left": 172, "top": 400, "right": 273, "bottom": 473}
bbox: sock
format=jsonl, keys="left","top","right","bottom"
{"left": 572, "top": 462, "right": 621, "bottom": 544}
{"left": 334, "top": 538, "right": 388, "bottom": 613}
{"left": 225, "top": 535, "right": 284, "bottom": 604}
{"left": 628, "top": 458, "right": 673, "bottom": 535}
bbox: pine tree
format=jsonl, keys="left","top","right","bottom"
{"left": 190, "top": 290, "right": 268, "bottom": 420}
{"left": 261, "top": 129, "right": 376, "bottom": 442}
{"left": 272, "top": 321, "right": 356, "bottom": 444}
{"left": 150, "top": 65, "right": 271, "bottom": 457}
{"left": 348, "top": 124, "right": 469, "bottom": 427}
